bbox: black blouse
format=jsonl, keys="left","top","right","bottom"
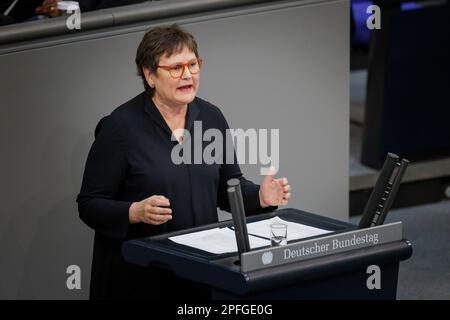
{"left": 77, "top": 92, "right": 273, "bottom": 299}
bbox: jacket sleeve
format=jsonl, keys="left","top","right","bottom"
{"left": 214, "top": 108, "right": 277, "bottom": 215}
{"left": 76, "top": 115, "right": 132, "bottom": 241}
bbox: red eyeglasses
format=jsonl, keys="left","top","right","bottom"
{"left": 157, "top": 58, "right": 203, "bottom": 79}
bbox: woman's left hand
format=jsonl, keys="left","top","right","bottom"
{"left": 259, "top": 167, "right": 292, "bottom": 207}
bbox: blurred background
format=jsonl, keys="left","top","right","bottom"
{"left": 349, "top": 0, "right": 450, "bottom": 299}
{"left": 349, "top": 0, "right": 449, "bottom": 214}
{"left": 0, "top": 0, "right": 448, "bottom": 299}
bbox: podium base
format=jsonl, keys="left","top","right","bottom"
{"left": 211, "top": 263, "right": 399, "bottom": 300}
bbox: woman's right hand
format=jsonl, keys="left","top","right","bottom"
{"left": 129, "top": 195, "right": 172, "bottom": 225}
{"left": 35, "top": 0, "right": 60, "bottom": 17}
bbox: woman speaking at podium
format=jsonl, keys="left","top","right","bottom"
{"left": 77, "top": 25, "right": 291, "bottom": 300}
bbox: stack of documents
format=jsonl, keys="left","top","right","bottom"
{"left": 169, "top": 216, "right": 332, "bottom": 254}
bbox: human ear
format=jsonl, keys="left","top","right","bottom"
{"left": 143, "top": 67, "right": 156, "bottom": 88}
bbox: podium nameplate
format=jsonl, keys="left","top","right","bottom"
{"left": 240, "top": 222, "right": 403, "bottom": 272}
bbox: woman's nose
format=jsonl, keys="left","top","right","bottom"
{"left": 181, "top": 66, "right": 192, "bottom": 79}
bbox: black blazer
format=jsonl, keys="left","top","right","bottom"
{"left": 77, "top": 92, "right": 273, "bottom": 299}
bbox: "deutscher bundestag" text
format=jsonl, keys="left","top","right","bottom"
{"left": 284, "top": 233, "right": 379, "bottom": 259}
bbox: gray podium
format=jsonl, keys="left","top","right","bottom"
{"left": 122, "top": 208, "right": 412, "bottom": 299}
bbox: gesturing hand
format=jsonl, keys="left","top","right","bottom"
{"left": 259, "top": 167, "right": 292, "bottom": 207}
{"left": 35, "top": 0, "right": 60, "bottom": 17}
{"left": 129, "top": 195, "right": 172, "bottom": 225}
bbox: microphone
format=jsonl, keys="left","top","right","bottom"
{"left": 227, "top": 178, "right": 251, "bottom": 255}
{"left": 359, "top": 153, "right": 409, "bottom": 228}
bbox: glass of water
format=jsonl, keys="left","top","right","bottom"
{"left": 270, "top": 222, "right": 287, "bottom": 246}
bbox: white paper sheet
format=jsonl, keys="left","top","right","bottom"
{"left": 246, "top": 216, "right": 332, "bottom": 242}
{"left": 168, "top": 217, "right": 332, "bottom": 254}
{"left": 169, "top": 227, "right": 270, "bottom": 254}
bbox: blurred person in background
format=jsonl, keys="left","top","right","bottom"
{"left": 0, "top": 0, "right": 145, "bottom": 25}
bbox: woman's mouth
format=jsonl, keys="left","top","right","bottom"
{"left": 177, "top": 84, "right": 193, "bottom": 92}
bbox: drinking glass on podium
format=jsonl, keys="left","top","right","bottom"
{"left": 270, "top": 223, "right": 287, "bottom": 246}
